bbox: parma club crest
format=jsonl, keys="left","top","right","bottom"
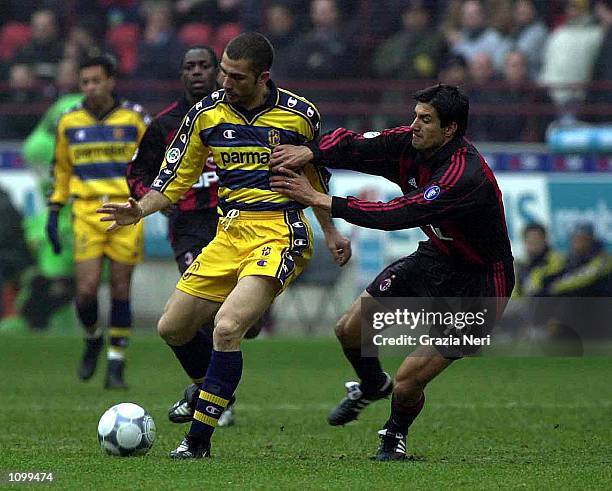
{"left": 268, "top": 129, "right": 281, "bottom": 147}
{"left": 113, "top": 127, "right": 125, "bottom": 140}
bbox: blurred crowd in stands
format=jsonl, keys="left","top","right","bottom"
{"left": 0, "top": 0, "right": 611, "bottom": 140}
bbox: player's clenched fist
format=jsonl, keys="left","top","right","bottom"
{"left": 97, "top": 197, "right": 143, "bottom": 232}
{"left": 270, "top": 144, "right": 314, "bottom": 171}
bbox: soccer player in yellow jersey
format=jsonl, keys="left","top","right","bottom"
{"left": 48, "top": 55, "right": 149, "bottom": 389}
{"left": 98, "top": 32, "right": 351, "bottom": 457}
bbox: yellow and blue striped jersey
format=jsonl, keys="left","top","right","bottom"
{"left": 151, "top": 80, "right": 329, "bottom": 214}
{"left": 49, "top": 99, "right": 150, "bottom": 205}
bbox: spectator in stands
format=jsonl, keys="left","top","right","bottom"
{"left": 586, "top": 0, "right": 612, "bottom": 121}
{"left": 490, "top": 50, "right": 551, "bottom": 142}
{"left": 263, "top": 2, "right": 302, "bottom": 80}
{"left": 514, "top": 223, "right": 565, "bottom": 297}
{"left": 451, "top": 0, "right": 511, "bottom": 72}
{"left": 466, "top": 52, "right": 499, "bottom": 141}
{"left": 439, "top": 0, "right": 464, "bottom": 49}
{"left": 372, "top": 0, "right": 444, "bottom": 81}
{"left": 486, "top": 0, "right": 514, "bottom": 36}
{"left": 371, "top": 0, "right": 445, "bottom": 127}
{"left": 288, "top": 0, "right": 353, "bottom": 79}
{"left": 542, "top": 222, "right": 611, "bottom": 297}
{"left": 63, "top": 22, "right": 103, "bottom": 64}
{"left": 508, "top": 0, "right": 549, "bottom": 80}
{"left": 174, "top": 0, "right": 256, "bottom": 29}
{"left": 0, "top": 64, "right": 42, "bottom": 139}
{"left": 13, "top": 9, "right": 64, "bottom": 81}
{"left": 539, "top": 0, "right": 604, "bottom": 117}
{"left": 286, "top": 0, "right": 353, "bottom": 128}
{"left": 134, "top": 0, "right": 186, "bottom": 81}
{"left": 437, "top": 53, "right": 468, "bottom": 87}
{"left": 75, "top": 0, "right": 141, "bottom": 30}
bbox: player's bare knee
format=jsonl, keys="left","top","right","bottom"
{"left": 335, "top": 312, "right": 360, "bottom": 346}
{"left": 77, "top": 282, "right": 98, "bottom": 299}
{"left": 109, "top": 280, "right": 130, "bottom": 300}
{"left": 213, "top": 317, "right": 243, "bottom": 350}
{"left": 334, "top": 314, "right": 348, "bottom": 339}
{"left": 157, "top": 314, "right": 187, "bottom": 345}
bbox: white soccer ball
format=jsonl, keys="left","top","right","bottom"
{"left": 97, "top": 403, "right": 156, "bottom": 456}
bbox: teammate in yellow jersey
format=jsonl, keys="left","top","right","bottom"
{"left": 48, "top": 55, "right": 150, "bottom": 389}
{"left": 98, "top": 32, "right": 351, "bottom": 458}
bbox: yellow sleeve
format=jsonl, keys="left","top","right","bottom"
{"left": 48, "top": 117, "right": 72, "bottom": 205}
{"left": 304, "top": 163, "right": 330, "bottom": 194}
{"left": 151, "top": 110, "right": 208, "bottom": 204}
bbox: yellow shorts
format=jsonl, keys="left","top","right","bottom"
{"left": 177, "top": 209, "right": 313, "bottom": 303}
{"left": 72, "top": 198, "right": 144, "bottom": 265}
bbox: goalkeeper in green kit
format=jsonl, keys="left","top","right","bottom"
{"left": 19, "top": 67, "right": 83, "bottom": 330}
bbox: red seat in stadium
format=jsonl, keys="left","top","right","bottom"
{"left": 0, "top": 22, "right": 32, "bottom": 61}
{"left": 213, "top": 23, "right": 242, "bottom": 57}
{"left": 178, "top": 22, "right": 213, "bottom": 47}
{"left": 106, "top": 22, "right": 140, "bottom": 75}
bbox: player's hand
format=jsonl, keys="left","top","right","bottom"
{"left": 46, "top": 209, "right": 62, "bottom": 254}
{"left": 97, "top": 197, "right": 143, "bottom": 232}
{"left": 324, "top": 228, "right": 352, "bottom": 267}
{"left": 270, "top": 144, "right": 313, "bottom": 171}
{"left": 270, "top": 167, "right": 318, "bottom": 206}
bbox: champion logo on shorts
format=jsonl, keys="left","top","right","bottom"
{"left": 379, "top": 278, "right": 392, "bottom": 291}
{"left": 257, "top": 260, "right": 268, "bottom": 267}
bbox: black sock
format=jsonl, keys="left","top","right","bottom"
{"left": 342, "top": 347, "right": 387, "bottom": 395}
{"left": 189, "top": 350, "right": 243, "bottom": 443}
{"left": 167, "top": 325, "right": 213, "bottom": 381}
{"left": 108, "top": 299, "right": 131, "bottom": 361}
{"left": 384, "top": 393, "right": 425, "bottom": 436}
{"left": 76, "top": 298, "right": 98, "bottom": 331}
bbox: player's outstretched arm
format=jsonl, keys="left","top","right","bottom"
{"left": 97, "top": 190, "right": 171, "bottom": 232}
{"left": 315, "top": 208, "right": 352, "bottom": 267}
{"left": 270, "top": 144, "right": 314, "bottom": 172}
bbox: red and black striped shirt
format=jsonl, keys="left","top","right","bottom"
{"left": 307, "top": 126, "right": 513, "bottom": 266}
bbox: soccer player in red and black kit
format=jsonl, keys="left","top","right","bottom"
{"left": 128, "top": 46, "right": 234, "bottom": 426}
{"left": 270, "top": 84, "right": 514, "bottom": 460}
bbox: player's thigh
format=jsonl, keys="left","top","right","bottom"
{"left": 72, "top": 210, "right": 105, "bottom": 263}
{"left": 335, "top": 290, "right": 372, "bottom": 346}
{"left": 214, "top": 275, "right": 281, "bottom": 342}
{"left": 158, "top": 288, "right": 221, "bottom": 343}
{"left": 176, "top": 230, "right": 238, "bottom": 303}
{"left": 75, "top": 257, "right": 104, "bottom": 298}
{"left": 109, "top": 260, "right": 135, "bottom": 300}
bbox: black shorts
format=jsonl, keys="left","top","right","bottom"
{"left": 169, "top": 209, "right": 219, "bottom": 275}
{"left": 366, "top": 251, "right": 515, "bottom": 357}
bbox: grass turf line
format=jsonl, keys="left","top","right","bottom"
{"left": 0, "top": 332, "right": 611, "bottom": 490}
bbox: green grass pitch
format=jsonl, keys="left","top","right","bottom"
{"left": 1, "top": 331, "right": 611, "bottom": 489}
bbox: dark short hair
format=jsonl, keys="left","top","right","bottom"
{"left": 225, "top": 32, "right": 274, "bottom": 75}
{"left": 79, "top": 54, "right": 116, "bottom": 77}
{"left": 180, "top": 45, "right": 219, "bottom": 70}
{"left": 523, "top": 222, "right": 547, "bottom": 238}
{"left": 413, "top": 84, "right": 469, "bottom": 137}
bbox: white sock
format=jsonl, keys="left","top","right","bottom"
{"left": 107, "top": 347, "right": 125, "bottom": 361}
{"left": 85, "top": 326, "right": 103, "bottom": 339}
